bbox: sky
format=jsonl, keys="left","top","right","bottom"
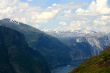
{"left": 0, "top": 0, "right": 110, "bottom": 33}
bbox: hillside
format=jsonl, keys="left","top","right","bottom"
{"left": 0, "top": 26, "right": 51, "bottom": 73}
{"left": 0, "top": 18, "right": 73, "bottom": 71}
{"left": 70, "top": 47, "right": 110, "bottom": 73}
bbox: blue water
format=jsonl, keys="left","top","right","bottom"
{"left": 52, "top": 59, "right": 86, "bottom": 73}
{"left": 52, "top": 65, "right": 75, "bottom": 73}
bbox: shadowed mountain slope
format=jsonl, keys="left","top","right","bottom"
{"left": 0, "top": 26, "right": 51, "bottom": 73}
{"left": 0, "top": 18, "right": 72, "bottom": 69}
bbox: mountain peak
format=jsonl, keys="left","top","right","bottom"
{"left": 1, "top": 18, "right": 20, "bottom": 25}
{"left": 2, "top": 18, "right": 11, "bottom": 21}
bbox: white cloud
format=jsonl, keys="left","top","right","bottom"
{"left": 27, "top": 0, "right": 32, "bottom": 2}
{"left": 0, "top": 0, "right": 59, "bottom": 27}
{"left": 61, "top": 0, "right": 110, "bottom": 33}
{"left": 37, "top": 11, "right": 58, "bottom": 20}
{"left": 43, "top": 0, "right": 110, "bottom": 33}
{"left": 0, "top": 0, "right": 110, "bottom": 33}
{"left": 53, "top": 21, "right": 84, "bottom": 32}
{"left": 76, "top": 0, "right": 110, "bottom": 15}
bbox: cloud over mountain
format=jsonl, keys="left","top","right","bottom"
{"left": 0, "top": 0, "right": 110, "bottom": 33}
{"left": 0, "top": 0, "right": 59, "bottom": 26}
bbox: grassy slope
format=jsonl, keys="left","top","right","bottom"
{"left": 70, "top": 47, "right": 110, "bottom": 73}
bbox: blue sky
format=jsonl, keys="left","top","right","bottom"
{"left": 0, "top": 0, "right": 110, "bottom": 33}
{"left": 21, "top": 0, "right": 110, "bottom": 7}
{"left": 22, "top": 0, "right": 92, "bottom": 8}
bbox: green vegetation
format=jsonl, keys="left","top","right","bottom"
{"left": 70, "top": 47, "right": 110, "bottom": 73}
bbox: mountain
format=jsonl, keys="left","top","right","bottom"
{"left": 2, "top": 18, "right": 110, "bottom": 73}
{"left": 0, "top": 18, "right": 73, "bottom": 71}
{"left": 48, "top": 31, "right": 110, "bottom": 57}
{"left": 47, "top": 31, "right": 110, "bottom": 73}
{"left": 0, "top": 26, "right": 51, "bottom": 73}
{"left": 70, "top": 47, "right": 110, "bottom": 73}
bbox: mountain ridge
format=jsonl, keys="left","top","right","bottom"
{"left": 0, "top": 18, "right": 73, "bottom": 72}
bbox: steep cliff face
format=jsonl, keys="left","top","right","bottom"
{"left": 70, "top": 47, "right": 110, "bottom": 73}
{"left": 0, "top": 26, "right": 51, "bottom": 73}
{"left": 0, "top": 19, "right": 72, "bottom": 69}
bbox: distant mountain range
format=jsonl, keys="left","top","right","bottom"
{"left": 48, "top": 31, "right": 110, "bottom": 56}
{"left": 47, "top": 30, "right": 110, "bottom": 73}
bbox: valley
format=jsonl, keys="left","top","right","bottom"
{"left": 0, "top": 19, "right": 110, "bottom": 73}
